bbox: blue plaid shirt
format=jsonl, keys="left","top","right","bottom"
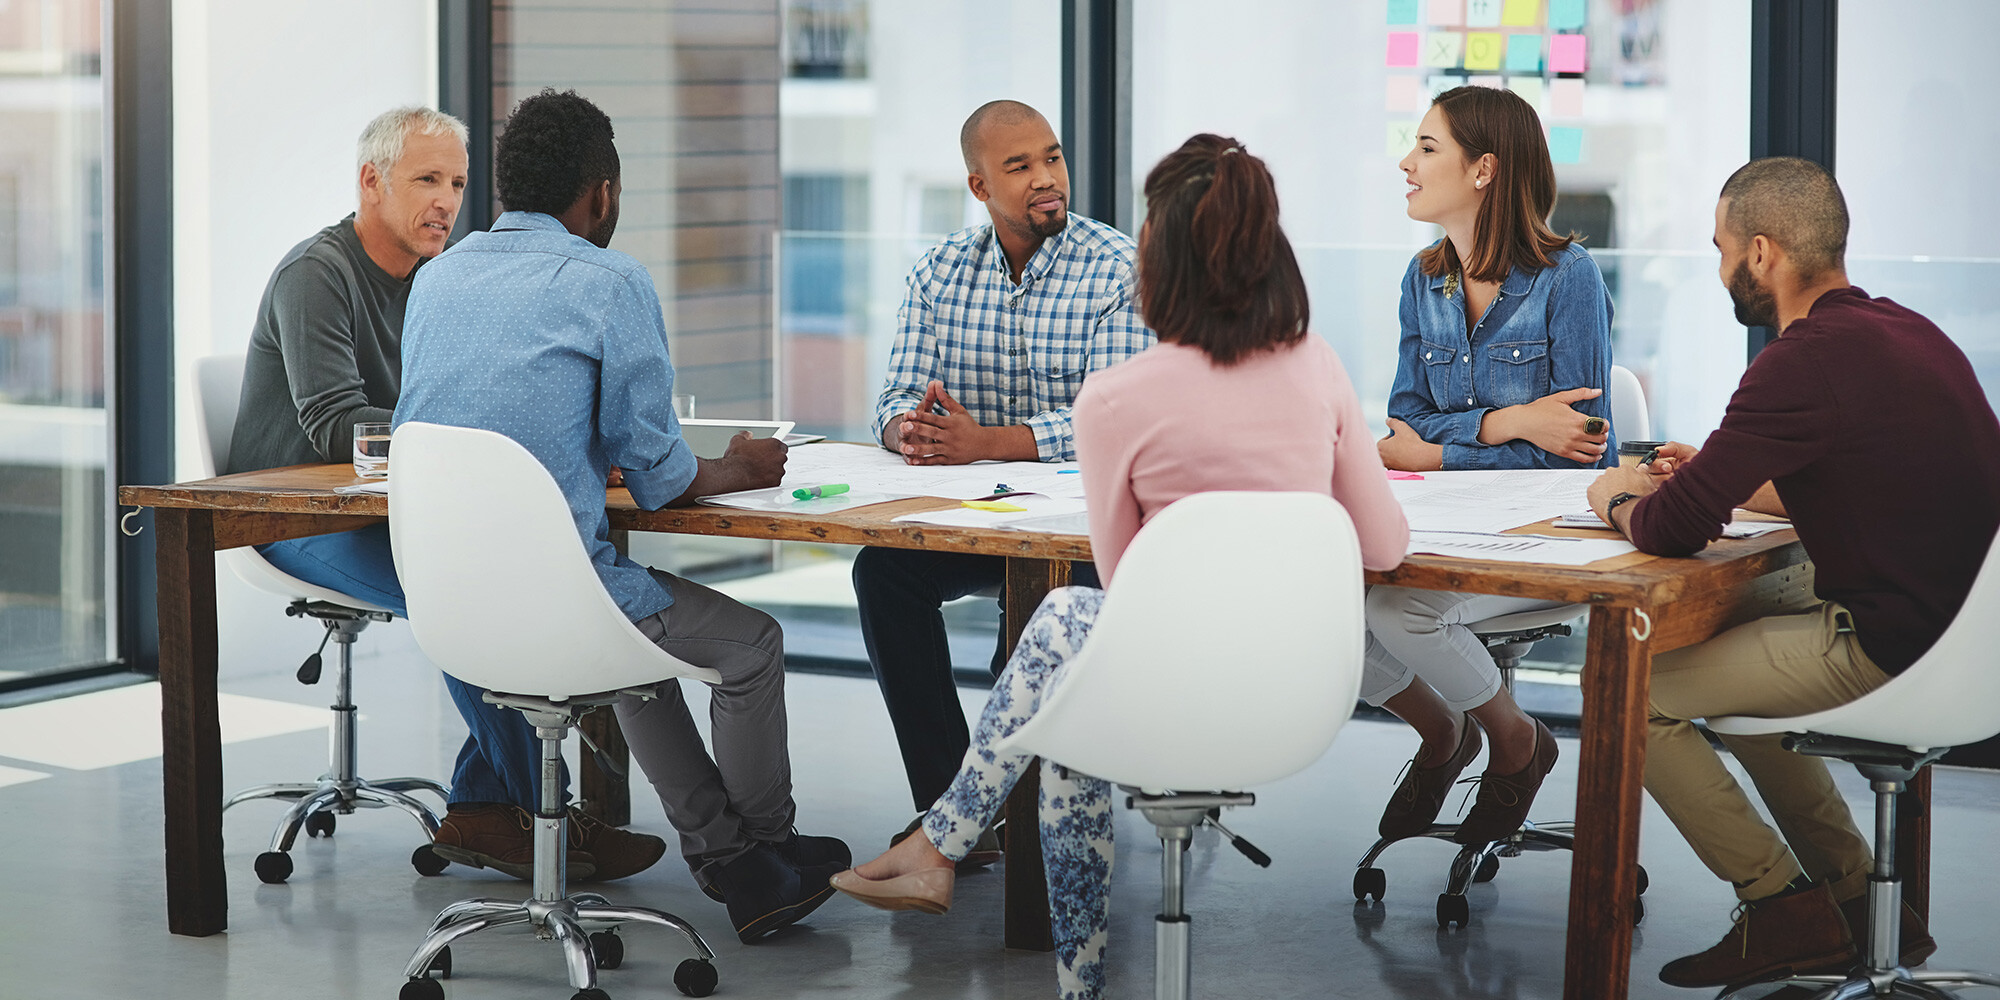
{"left": 872, "top": 214, "right": 1152, "bottom": 461}
{"left": 395, "top": 211, "right": 695, "bottom": 622}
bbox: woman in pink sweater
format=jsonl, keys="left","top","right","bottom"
{"left": 829, "top": 134, "right": 1408, "bottom": 999}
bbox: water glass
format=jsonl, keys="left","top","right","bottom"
{"left": 673, "top": 394, "right": 696, "bottom": 419}
{"left": 353, "top": 422, "right": 391, "bottom": 478}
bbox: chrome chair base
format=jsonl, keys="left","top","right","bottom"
{"left": 400, "top": 690, "right": 718, "bottom": 1000}
{"left": 1349, "top": 818, "right": 1640, "bottom": 928}
{"left": 1717, "top": 969, "right": 2000, "bottom": 1000}
{"left": 1125, "top": 791, "right": 1262, "bottom": 1000}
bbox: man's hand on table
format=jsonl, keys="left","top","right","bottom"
{"left": 669, "top": 431, "right": 788, "bottom": 506}
{"left": 887, "top": 380, "right": 1039, "bottom": 465}
{"left": 1587, "top": 463, "right": 1657, "bottom": 538}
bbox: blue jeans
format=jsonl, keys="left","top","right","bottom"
{"left": 257, "top": 523, "right": 562, "bottom": 809}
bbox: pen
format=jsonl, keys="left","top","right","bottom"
{"left": 1057, "top": 469, "right": 1080, "bottom": 474}
{"left": 993, "top": 483, "right": 1013, "bottom": 494}
{"left": 792, "top": 483, "right": 850, "bottom": 500}
{"left": 1641, "top": 447, "right": 1660, "bottom": 466}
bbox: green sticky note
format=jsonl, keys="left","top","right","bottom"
{"left": 1423, "top": 31, "right": 1464, "bottom": 68}
{"left": 1548, "top": 0, "right": 1586, "bottom": 29}
{"left": 1387, "top": 120, "right": 1419, "bottom": 158}
{"left": 1507, "top": 76, "right": 1545, "bottom": 109}
{"left": 1548, "top": 125, "right": 1584, "bottom": 164}
{"left": 1464, "top": 31, "right": 1505, "bottom": 70}
{"left": 1388, "top": 0, "right": 1420, "bottom": 24}
{"left": 1505, "top": 33, "right": 1542, "bottom": 72}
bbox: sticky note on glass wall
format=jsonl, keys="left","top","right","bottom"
{"left": 1386, "top": 74, "right": 1428, "bottom": 113}
{"left": 1388, "top": 32, "right": 1421, "bottom": 67}
{"left": 1463, "top": 32, "right": 1505, "bottom": 70}
{"left": 1548, "top": 0, "right": 1587, "bottom": 30}
{"left": 1548, "top": 126, "right": 1584, "bottom": 164}
{"left": 1465, "top": 0, "right": 1503, "bottom": 27}
{"left": 1505, "top": 33, "right": 1543, "bottom": 72}
{"left": 1388, "top": 120, "right": 1420, "bottom": 158}
{"left": 1424, "top": 32, "right": 1464, "bottom": 68}
{"left": 1427, "top": 74, "right": 1461, "bottom": 99}
{"left": 1430, "top": 0, "right": 1465, "bottom": 26}
{"left": 1549, "top": 33, "right": 1588, "bottom": 73}
{"left": 1548, "top": 77, "right": 1585, "bottom": 116}
{"left": 1507, "top": 76, "right": 1545, "bottom": 109}
{"left": 1468, "top": 74, "right": 1504, "bottom": 89}
{"left": 1502, "top": 0, "right": 1541, "bottom": 26}
{"left": 1388, "top": 0, "right": 1420, "bottom": 24}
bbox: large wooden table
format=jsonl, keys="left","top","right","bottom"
{"left": 120, "top": 462, "right": 1920, "bottom": 1000}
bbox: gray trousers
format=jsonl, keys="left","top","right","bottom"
{"left": 622, "top": 568, "right": 795, "bottom": 864}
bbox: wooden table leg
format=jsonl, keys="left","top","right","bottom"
{"left": 1564, "top": 604, "right": 1651, "bottom": 1000}
{"left": 156, "top": 507, "right": 227, "bottom": 936}
{"left": 1002, "top": 556, "right": 1070, "bottom": 953}
{"left": 580, "top": 530, "right": 635, "bottom": 825}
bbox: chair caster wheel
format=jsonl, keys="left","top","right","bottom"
{"left": 1436, "top": 892, "right": 1469, "bottom": 929}
{"left": 674, "top": 958, "right": 718, "bottom": 998}
{"left": 411, "top": 844, "right": 449, "bottom": 876}
{"left": 1633, "top": 897, "right": 1645, "bottom": 925}
{"left": 1636, "top": 864, "right": 1649, "bottom": 896}
{"left": 1473, "top": 853, "right": 1500, "bottom": 883}
{"left": 1353, "top": 866, "right": 1386, "bottom": 901}
{"left": 425, "top": 946, "right": 451, "bottom": 980}
{"left": 304, "top": 811, "right": 336, "bottom": 838}
{"left": 399, "top": 977, "right": 445, "bottom": 1000}
{"left": 254, "top": 851, "right": 293, "bottom": 884}
{"left": 589, "top": 930, "right": 623, "bottom": 970}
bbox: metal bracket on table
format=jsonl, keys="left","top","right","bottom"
{"left": 1630, "top": 609, "right": 1653, "bottom": 641}
{"left": 120, "top": 508, "right": 146, "bottom": 536}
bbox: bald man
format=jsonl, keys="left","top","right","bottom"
{"left": 1585, "top": 157, "right": 2000, "bottom": 989}
{"left": 853, "top": 100, "right": 1153, "bottom": 855}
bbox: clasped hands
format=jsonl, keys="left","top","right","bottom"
{"left": 887, "top": 380, "right": 1000, "bottom": 466}
{"left": 1379, "top": 386, "right": 1613, "bottom": 472}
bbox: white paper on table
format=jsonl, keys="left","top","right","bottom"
{"left": 761, "top": 442, "right": 1076, "bottom": 501}
{"left": 333, "top": 480, "right": 390, "bottom": 495}
{"left": 1550, "top": 510, "right": 1791, "bottom": 538}
{"left": 695, "top": 486, "right": 914, "bottom": 512}
{"left": 1390, "top": 469, "right": 1601, "bottom": 534}
{"left": 891, "top": 494, "right": 1089, "bottom": 531}
{"left": 1407, "top": 530, "right": 1637, "bottom": 566}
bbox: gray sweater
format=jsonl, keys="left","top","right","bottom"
{"left": 226, "top": 215, "right": 419, "bottom": 474}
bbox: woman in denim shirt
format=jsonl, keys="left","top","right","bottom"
{"left": 1368, "top": 87, "right": 1615, "bottom": 847}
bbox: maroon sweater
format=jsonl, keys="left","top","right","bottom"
{"left": 1629, "top": 287, "right": 2000, "bottom": 674}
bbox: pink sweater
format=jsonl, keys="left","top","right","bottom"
{"left": 1072, "top": 337, "right": 1410, "bottom": 581}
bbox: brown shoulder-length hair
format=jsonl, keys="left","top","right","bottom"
{"left": 1137, "top": 134, "right": 1308, "bottom": 366}
{"left": 1415, "top": 86, "right": 1576, "bottom": 283}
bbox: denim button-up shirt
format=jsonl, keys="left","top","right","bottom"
{"left": 1388, "top": 241, "right": 1616, "bottom": 470}
{"left": 396, "top": 211, "right": 695, "bottom": 622}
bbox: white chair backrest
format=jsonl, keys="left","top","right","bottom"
{"left": 388, "top": 421, "right": 721, "bottom": 699}
{"left": 1609, "top": 364, "right": 1650, "bottom": 442}
{"left": 191, "top": 353, "right": 390, "bottom": 612}
{"left": 1731, "top": 534, "right": 2000, "bottom": 750}
{"left": 992, "top": 491, "right": 1366, "bottom": 792}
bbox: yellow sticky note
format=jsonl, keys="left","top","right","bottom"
{"left": 1502, "top": 0, "right": 1540, "bottom": 26}
{"left": 1463, "top": 32, "right": 1505, "bottom": 70}
{"left": 961, "top": 500, "right": 1027, "bottom": 512}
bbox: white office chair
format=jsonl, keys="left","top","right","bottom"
{"left": 1353, "top": 363, "right": 1653, "bottom": 927}
{"left": 194, "top": 353, "right": 447, "bottom": 884}
{"left": 992, "top": 491, "right": 1366, "bottom": 1000}
{"left": 1704, "top": 541, "right": 2000, "bottom": 999}
{"left": 389, "top": 422, "right": 719, "bottom": 1000}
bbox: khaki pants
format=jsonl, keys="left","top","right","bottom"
{"left": 1645, "top": 602, "right": 1890, "bottom": 902}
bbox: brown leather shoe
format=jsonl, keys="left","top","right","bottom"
{"left": 566, "top": 807, "right": 667, "bottom": 882}
{"left": 1818, "top": 895, "right": 1936, "bottom": 970}
{"left": 1658, "top": 884, "right": 1857, "bottom": 988}
{"left": 1379, "top": 718, "right": 1483, "bottom": 841}
{"left": 1453, "top": 718, "right": 1558, "bottom": 845}
{"left": 431, "top": 803, "right": 596, "bottom": 881}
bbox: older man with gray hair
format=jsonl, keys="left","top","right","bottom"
{"left": 229, "top": 106, "right": 666, "bottom": 883}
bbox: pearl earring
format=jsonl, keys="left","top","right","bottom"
{"left": 1475, "top": 180, "right": 1483, "bottom": 189}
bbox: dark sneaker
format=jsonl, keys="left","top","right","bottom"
{"left": 1659, "top": 883, "right": 1856, "bottom": 988}
{"left": 431, "top": 803, "right": 597, "bottom": 881}
{"left": 707, "top": 841, "right": 838, "bottom": 944}
{"left": 1823, "top": 895, "right": 1935, "bottom": 970}
{"left": 1453, "top": 719, "right": 1559, "bottom": 845}
{"left": 696, "top": 830, "right": 851, "bottom": 904}
{"left": 566, "top": 807, "right": 667, "bottom": 882}
{"left": 1379, "top": 719, "right": 1484, "bottom": 841}
{"left": 890, "top": 814, "right": 1003, "bottom": 871}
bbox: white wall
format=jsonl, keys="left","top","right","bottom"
{"left": 172, "top": 0, "right": 442, "bottom": 686}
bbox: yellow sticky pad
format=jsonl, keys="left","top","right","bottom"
{"left": 960, "top": 500, "right": 1027, "bottom": 512}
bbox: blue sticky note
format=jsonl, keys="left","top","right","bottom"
{"left": 1548, "top": 126, "right": 1584, "bottom": 164}
{"left": 1388, "top": 0, "right": 1420, "bottom": 24}
{"left": 1505, "top": 33, "right": 1542, "bottom": 73}
{"left": 1548, "top": 0, "right": 1586, "bottom": 30}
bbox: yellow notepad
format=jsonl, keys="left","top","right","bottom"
{"left": 960, "top": 500, "right": 1027, "bottom": 513}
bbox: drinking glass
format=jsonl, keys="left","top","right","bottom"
{"left": 353, "top": 422, "right": 391, "bottom": 478}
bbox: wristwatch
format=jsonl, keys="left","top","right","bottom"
{"left": 1604, "top": 491, "right": 1642, "bottom": 518}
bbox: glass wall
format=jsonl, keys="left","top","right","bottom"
{"left": 0, "top": 1, "right": 109, "bottom": 681}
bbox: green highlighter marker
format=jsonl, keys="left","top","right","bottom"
{"left": 792, "top": 483, "right": 850, "bottom": 500}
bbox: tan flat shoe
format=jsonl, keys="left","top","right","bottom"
{"left": 829, "top": 867, "right": 954, "bottom": 915}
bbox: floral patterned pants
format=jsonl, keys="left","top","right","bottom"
{"left": 919, "top": 585, "right": 1115, "bottom": 1000}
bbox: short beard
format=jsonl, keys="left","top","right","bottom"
{"left": 1727, "top": 258, "right": 1777, "bottom": 329}
{"left": 1027, "top": 208, "right": 1068, "bottom": 241}
{"left": 585, "top": 200, "right": 619, "bottom": 249}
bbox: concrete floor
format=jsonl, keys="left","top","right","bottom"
{"left": 4, "top": 655, "right": 1999, "bottom": 1000}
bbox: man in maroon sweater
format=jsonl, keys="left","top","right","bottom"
{"left": 1585, "top": 157, "right": 2000, "bottom": 989}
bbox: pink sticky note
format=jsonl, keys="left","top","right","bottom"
{"left": 1429, "top": 0, "right": 1464, "bottom": 26}
{"left": 1387, "top": 470, "right": 1426, "bottom": 480}
{"left": 1387, "top": 31, "right": 1420, "bottom": 67}
{"left": 1549, "top": 33, "right": 1588, "bottom": 73}
{"left": 1548, "top": 77, "right": 1585, "bottom": 116}
{"left": 1385, "top": 74, "right": 1427, "bottom": 113}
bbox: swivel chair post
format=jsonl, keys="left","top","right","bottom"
{"left": 1131, "top": 792, "right": 1257, "bottom": 1000}
{"left": 329, "top": 621, "right": 360, "bottom": 786}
